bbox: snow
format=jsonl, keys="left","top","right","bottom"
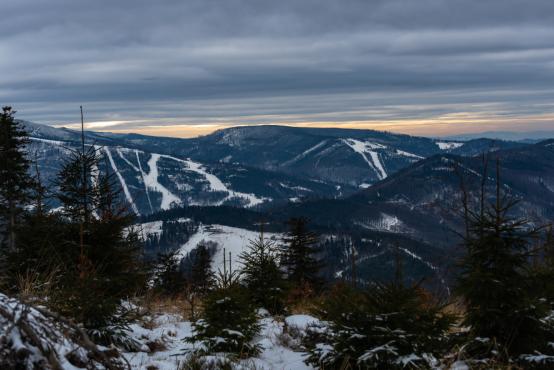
{"left": 135, "top": 150, "right": 154, "bottom": 213}
{"left": 143, "top": 153, "right": 182, "bottom": 210}
{"left": 285, "top": 315, "right": 320, "bottom": 331}
{"left": 282, "top": 140, "right": 328, "bottom": 166}
{"left": 436, "top": 142, "right": 463, "bottom": 150}
{"left": 280, "top": 182, "right": 312, "bottom": 192}
{"left": 368, "top": 151, "right": 387, "bottom": 179}
{"left": 0, "top": 293, "right": 126, "bottom": 370}
{"left": 355, "top": 213, "right": 406, "bottom": 233}
{"left": 140, "top": 220, "right": 163, "bottom": 239}
{"left": 396, "top": 149, "right": 424, "bottom": 159}
{"left": 116, "top": 148, "right": 140, "bottom": 172}
{"left": 399, "top": 247, "right": 438, "bottom": 271}
{"left": 29, "top": 136, "right": 66, "bottom": 146}
{"left": 450, "top": 360, "right": 469, "bottom": 370}
{"left": 104, "top": 147, "right": 140, "bottom": 215}
{"left": 123, "top": 313, "right": 316, "bottom": 370}
{"left": 175, "top": 224, "right": 282, "bottom": 272}
{"left": 159, "top": 154, "right": 270, "bottom": 207}
{"left": 342, "top": 139, "right": 388, "bottom": 180}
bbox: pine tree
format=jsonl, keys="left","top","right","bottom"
{"left": 187, "top": 272, "right": 260, "bottom": 357}
{"left": 0, "top": 107, "right": 34, "bottom": 253}
{"left": 305, "top": 281, "right": 453, "bottom": 369}
{"left": 456, "top": 162, "right": 552, "bottom": 360}
{"left": 239, "top": 226, "right": 285, "bottom": 313}
{"left": 189, "top": 242, "right": 214, "bottom": 295}
{"left": 154, "top": 249, "right": 184, "bottom": 295}
{"left": 14, "top": 145, "right": 147, "bottom": 337}
{"left": 281, "top": 217, "right": 322, "bottom": 288}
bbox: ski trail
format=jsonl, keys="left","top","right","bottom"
{"left": 117, "top": 148, "right": 140, "bottom": 172}
{"left": 104, "top": 147, "right": 140, "bottom": 215}
{"left": 342, "top": 139, "right": 388, "bottom": 180}
{"left": 282, "top": 140, "right": 327, "bottom": 166}
{"left": 396, "top": 149, "right": 423, "bottom": 159}
{"left": 136, "top": 150, "right": 154, "bottom": 213}
{"left": 399, "top": 247, "right": 450, "bottom": 295}
{"left": 144, "top": 154, "right": 182, "bottom": 210}
{"left": 368, "top": 151, "right": 387, "bottom": 179}
{"left": 159, "top": 154, "right": 268, "bottom": 207}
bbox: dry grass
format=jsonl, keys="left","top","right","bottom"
{"left": 15, "top": 268, "right": 60, "bottom": 304}
{"left": 285, "top": 284, "right": 324, "bottom": 315}
{"left": 138, "top": 291, "right": 204, "bottom": 321}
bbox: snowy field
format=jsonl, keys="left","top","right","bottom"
{"left": 175, "top": 224, "right": 284, "bottom": 273}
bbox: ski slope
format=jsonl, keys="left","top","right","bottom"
{"left": 342, "top": 139, "right": 388, "bottom": 180}
{"left": 104, "top": 147, "right": 140, "bottom": 215}
{"left": 175, "top": 224, "right": 283, "bottom": 272}
{"left": 143, "top": 153, "right": 183, "bottom": 210}
{"left": 159, "top": 154, "right": 270, "bottom": 207}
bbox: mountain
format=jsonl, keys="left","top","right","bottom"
{"left": 26, "top": 121, "right": 518, "bottom": 215}
{"left": 24, "top": 121, "right": 547, "bottom": 288}
{"left": 279, "top": 139, "right": 554, "bottom": 248}
{"left": 445, "top": 130, "right": 554, "bottom": 142}
{"left": 28, "top": 136, "right": 343, "bottom": 215}
{"left": 82, "top": 125, "right": 522, "bottom": 187}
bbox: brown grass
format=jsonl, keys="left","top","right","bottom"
{"left": 138, "top": 291, "right": 204, "bottom": 321}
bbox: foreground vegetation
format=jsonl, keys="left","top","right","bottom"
{"left": 1, "top": 107, "right": 554, "bottom": 369}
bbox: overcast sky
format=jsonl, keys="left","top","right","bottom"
{"left": 2, "top": 0, "right": 554, "bottom": 137}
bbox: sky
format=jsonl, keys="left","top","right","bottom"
{"left": 2, "top": 0, "right": 554, "bottom": 138}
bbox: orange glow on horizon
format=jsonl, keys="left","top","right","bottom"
{"left": 56, "top": 112, "right": 554, "bottom": 138}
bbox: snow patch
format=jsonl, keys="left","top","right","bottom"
{"left": 29, "top": 137, "right": 66, "bottom": 146}
{"left": 436, "top": 141, "right": 463, "bottom": 150}
{"left": 396, "top": 149, "right": 424, "bottom": 159}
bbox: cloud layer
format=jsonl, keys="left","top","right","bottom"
{"left": 2, "top": 0, "right": 554, "bottom": 136}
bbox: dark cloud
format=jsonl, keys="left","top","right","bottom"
{"left": 2, "top": 0, "right": 554, "bottom": 135}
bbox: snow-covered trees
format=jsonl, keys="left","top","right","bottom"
{"left": 305, "top": 281, "right": 454, "bottom": 369}
{"left": 187, "top": 278, "right": 260, "bottom": 357}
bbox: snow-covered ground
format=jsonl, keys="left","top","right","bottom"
{"left": 160, "top": 154, "right": 270, "bottom": 207}
{"left": 342, "top": 139, "right": 388, "bottom": 180}
{"left": 123, "top": 312, "right": 317, "bottom": 370}
{"left": 144, "top": 153, "right": 183, "bottom": 210}
{"left": 435, "top": 142, "right": 463, "bottom": 150}
{"left": 104, "top": 147, "right": 141, "bottom": 215}
{"left": 396, "top": 149, "right": 424, "bottom": 159}
{"left": 282, "top": 140, "right": 328, "bottom": 166}
{"left": 355, "top": 213, "right": 408, "bottom": 233}
{"left": 175, "top": 224, "right": 283, "bottom": 272}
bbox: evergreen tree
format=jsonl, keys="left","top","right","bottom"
{"left": 305, "top": 281, "right": 454, "bottom": 369}
{"left": 456, "top": 164, "right": 553, "bottom": 360}
{"left": 189, "top": 242, "right": 214, "bottom": 295}
{"left": 281, "top": 217, "right": 322, "bottom": 288}
{"left": 187, "top": 271, "right": 260, "bottom": 357}
{"left": 154, "top": 249, "right": 184, "bottom": 295}
{"left": 239, "top": 226, "right": 285, "bottom": 313}
{"left": 0, "top": 107, "right": 34, "bottom": 253}
{"left": 5, "top": 145, "right": 147, "bottom": 337}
